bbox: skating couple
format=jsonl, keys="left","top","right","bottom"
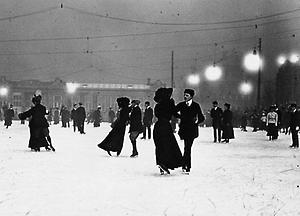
{"left": 153, "top": 88, "right": 205, "bottom": 175}
{"left": 97, "top": 98, "right": 143, "bottom": 157}
{"left": 18, "top": 91, "right": 55, "bottom": 152}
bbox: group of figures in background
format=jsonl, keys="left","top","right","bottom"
{"left": 1, "top": 86, "right": 299, "bottom": 175}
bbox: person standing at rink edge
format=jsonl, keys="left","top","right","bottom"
{"left": 210, "top": 100, "right": 223, "bottom": 143}
{"left": 289, "top": 103, "right": 300, "bottom": 149}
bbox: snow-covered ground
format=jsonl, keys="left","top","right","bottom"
{"left": 0, "top": 121, "right": 299, "bottom": 216}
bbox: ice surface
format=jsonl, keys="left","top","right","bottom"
{"left": 0, "top": 121, "right": 299, "bottom": 216}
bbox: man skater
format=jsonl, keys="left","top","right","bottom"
{"left": 77, "top": 102, "right": 86, "bottom": 134}
{"left": 129, "top": 100, "right": 143, "bottom": 157}
{"left": 71, "top": 104, "right": 78, "bottom": 132}
{"left": 210, "top": 101, "right": 223, "bottom": 143}
{"left": 175, "top": 89, "right": 205, "bottom": 173}
{"left": 289, "top": 103, "right": 300, "bottom": 148}
{"left": 141, "top": 101, "right": 154, "bottom": 139}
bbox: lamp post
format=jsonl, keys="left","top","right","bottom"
{"left": 256, "top": 38, "right": 262, "bottom": 110}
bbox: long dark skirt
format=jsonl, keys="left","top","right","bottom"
{"left": 153, "top": 119, "right": 182, "bottom": 170}
{"left": 222, "top": 125, "right": 235, "bottom": 139}
{"left": 98, "top": 123, "right": 126, "bottom": 153}
{"left": 28, "top": 127, "right": 49, "bottom": 149}
{"left": 267, "top": 123, "right": 278, "bottom": 138}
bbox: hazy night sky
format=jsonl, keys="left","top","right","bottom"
{"left": 0, "top": 0, "right": 300, "bottom": 87}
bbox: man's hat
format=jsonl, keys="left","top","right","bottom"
{"left": 184, "top": 89, "right": 195, "bottom": 97}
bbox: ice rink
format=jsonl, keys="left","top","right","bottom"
{"left": 0, "top": 121, "right": 299, "bottom": 216}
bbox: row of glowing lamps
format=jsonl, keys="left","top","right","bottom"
{"left": 0, "top": 52, "right": 298, "bottom": 97}
{"left": 187, "top": 52, "right": 299, "bottom": 95}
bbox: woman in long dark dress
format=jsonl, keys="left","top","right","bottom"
{"left": 153, "top": 88, "right": 182, "bottom": 175}
{"left": 97, "top": 97, "right": 130, "bottom": 156}
{"left": 221, "top": 103, "right": 235, "bottom": 143}
{"left": 18, "top": 93, "right": 54, "bottom": 152}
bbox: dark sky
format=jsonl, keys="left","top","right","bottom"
{"left": 0, "top": 0, "right": 300, "bottom": 87}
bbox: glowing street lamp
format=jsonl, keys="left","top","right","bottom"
{"left": 243, "top": 51, "right": 262, "bottom": 72}
{"left": 66, "top": 82, "right": 79, "bottom": 94}
{"left": 289, "top": 53, "right": 299, "bottom": 63}
{"left": 0, "top": 87, "right": 8, "bottom": 96}
{"left": 187, "top": 73, "right": 200, "bottom": 86}
{"left": 239, "top": 82, "right": 253, "bottom": 95}
{"left": 204, "top": 64, "right": 222, "bottom": 81}
{"left": 277, "top": 55, "right": 287, "bottom": 66}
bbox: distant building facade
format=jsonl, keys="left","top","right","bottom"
{"left": 276, "top": 62, "right": 300, "bottom": 106}
{"left": 0, "top": 76, "right": 165, "bottom": 121}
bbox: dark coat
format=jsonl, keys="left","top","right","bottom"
{"left": 71, "top": 108, "right": 78, "bottom": 122}
{"left": 210, "top": 107, "right": 223, "bottom": 128}
{"left": 76, "top": 106, "right": 86, "bottom": 123}
{"left": 289, "top": 110, "right": 300, "bottom": 130}
{"left": 61, "top": 109, "right": 70, "bottom": 122}
{"left": 93, "top": 109, "right": 102, "bottom": 127}
{"left": 18, "top": 104, "right": 49, "bottom": 149}
{"left": 222, "top": 110, "right": 235, "bottom": 139}
{"left": 4, "top": 108, "right": 14, "bottom": 126}
{"left": 98, "top": 107, "right": 130, "bottom": 153}
{"left": 175, "top": 101, "right": 205, "bottom": 140}
{"left": 153, "top": 98, "right": 182, "bottom": 169}
{"left": 129, "top": 105, "right": 143, "bottom": 133}
{"left": 143, "top": 107, "right": 154, "bottom": 126}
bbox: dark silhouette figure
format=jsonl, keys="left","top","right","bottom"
{"left": 128, "top": 100, "right": 143, "bottom": 157}
{"left": 175, "top": 89, "right": 205, "bottom": 173}
{"left": 221, "top": 103, "right": 235, "bottom": 143}
{"left": 289, "top": 103, "right": 299, "bottom": 148}
{"left": 18, "top": 94, "right": 54, "bottom": 152}
{"left": 71, "top": 104, "right": 78, "bottom": 132}
{"left": 108, "top": 107, "right": 116, "bottom": 124}
{"left": 97, "top": 97, "right": 130, "bottom": 156}
{"left": 142, "top": 101, "right": 154, "bottom": 139}
{"left": 76, "top": 102, "right": 86, "bottom": 134}
{"left": 4, "top": 104, "right": 14, "bottom": 128}
{"left": 93, "top": 106, "right": 102, "bottom": 127}
{"left": 210, "top": 101, "right": 223, "bottom": 142}
{"left": 153, "top": 88, "right": 182, "bottom": 175}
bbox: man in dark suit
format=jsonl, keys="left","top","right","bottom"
{"left": 210, "top": 101, "right": 223, "bottom": 143}
{"left": 76, "top": 102, "right": 86, "bottom": 134}
{"left": 289, "top": 103, "right": 299, "bottom": 148}
{"left": 129, "top": 100, "right": 143, "bottom": 157}
{"left": 175, "top": 89, "right": 205, "bottom": 173}
{"left": 141, "top": 101, "right": 154, "bottom": 139}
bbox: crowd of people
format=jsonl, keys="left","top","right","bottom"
{"left": 1, "top": 87, "right": 299, "bottom": 175}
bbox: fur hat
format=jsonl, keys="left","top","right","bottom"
{"left": 154, "top": 88, "right": 173, "bottom": 103}
{"left": 224, "top": 103, "right": 231, "bottom": 108}
{"left": 131, "top": 99, "right": 140, "bottom": 105}
{"left": 184, "top": 89, "right": 195, "bottom": 97}
{"left": 117, "top": 97, "right": 130, "bottom": 108}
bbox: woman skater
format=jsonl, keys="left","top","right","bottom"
{"left": 153, "top": 88, "right": 182, "bottom": 175}
{"left": 18, "top": 91, "right": 54, "bottom": 152}
{"left": 97, "top": 97, "right": 130, "bottom": 156}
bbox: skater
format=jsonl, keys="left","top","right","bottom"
{"left": 153, "top": 88, "right": 182, "bottom": 175}
{"left": 240, "top": 111, "right": 248, "bottom": 132}
{"left": 221, "top": 103, "right": 235, "bottom": 143}
{"left": 108, "top": 107, "right": 116, "bottom": 124}
{"left": 77, "top": 102, "right": 86, "bottom": 134}
{"left": 18, "top": 92, "right": 54, "bottom": 152}
{"left": 266, "top": 105, "right": 278, "bottom": 141}
{"left": 53, "top": 107, "right": 60, "bottom": 124}
{"left": 61, "top": 105, "right": 70, "bottom": 128}
{"left": 141, "top": 101, "right": 153, "bottom": 139}
{"left": 71, "top": 103, "right": 78, "bottom": 132}
{"left": 210, "top": 101, "right": 223, "bottom": 142}
{"left": 288, "top": 103, "right": 299, "bottom": 148}
{"left": 93, "top": 106, "right": 102, "bottom": 127}
{"left": 4, "top": 104, "right": 14, "bottom": 128}
{"left": 97, "top": 97, "right": 130, "bottom": 156}
{"left": 175, "top": 89, "right": 205, "bottom": 173}
{"left": 128, "top": 99, "right": 143, "bottom": 157}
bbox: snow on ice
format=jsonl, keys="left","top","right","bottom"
{"left": 0, "top": 121, "right": 299, "bottom": 216}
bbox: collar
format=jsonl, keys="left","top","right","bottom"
{"left": 186, "top": 100, "right": 192, "bottom": 107}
